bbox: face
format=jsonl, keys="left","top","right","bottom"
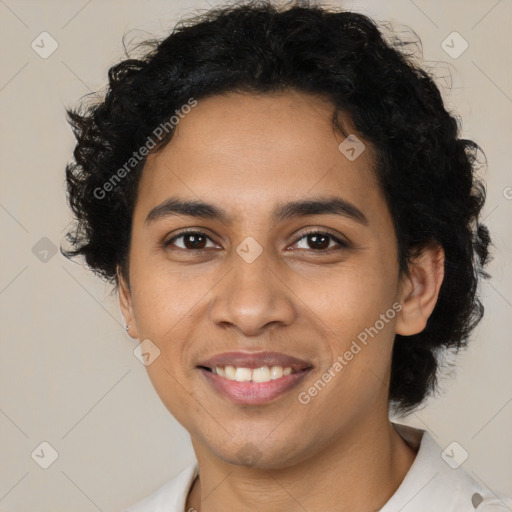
{"left": 119, "top": 90, "right": 443, "bottom": 469}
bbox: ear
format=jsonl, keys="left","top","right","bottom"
{"left": 395, "top": 242, "right": 445, "bottom": 336}
{"left": 118, "top": 267, "right": 139, "bottom": 339}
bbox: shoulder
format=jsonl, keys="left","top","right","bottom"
{"left": 380, "top": 423, "right": 512, "bottom": 512}
{"left": 122, "top": 461, "right": 198, "bottom": 512}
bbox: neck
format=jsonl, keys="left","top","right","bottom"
{"left": 186, "top": 419, "right": 417, "bottom": 512}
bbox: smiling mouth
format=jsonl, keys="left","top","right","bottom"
{"left": 198, "top": 364, "right": 308, "bottom": 383}
{"left": 197, "top": 364, "right": 312, "bottom": 405}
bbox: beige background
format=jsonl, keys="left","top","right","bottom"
{"left": 0, "top": 0, "right": 511, "bottom": 510}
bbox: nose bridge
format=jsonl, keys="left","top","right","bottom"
{"left": 209, "top": 237, "right": 295, "bottom": 334}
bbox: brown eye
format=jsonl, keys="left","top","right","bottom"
{"left": 305, "top": 233, "right": 330, "bottom": 250}
{"left": 164, "top": 231, "right": 216, "bottom": 251}
{"left": 293, "top": 231, "right": 349, "bottom": 251}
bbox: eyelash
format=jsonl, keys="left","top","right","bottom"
{"left": 163, "top": 229, "right": 349, "bottom": 253}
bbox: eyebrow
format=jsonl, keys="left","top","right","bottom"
{"left": 144, "top": 196, "right": 369, "bottom": 226}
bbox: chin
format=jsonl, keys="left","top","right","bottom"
{"left": 207, "top": 435, "right": 311, "bottom": 470}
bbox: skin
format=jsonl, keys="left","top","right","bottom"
{"left": 118, "top": 90, "right": 445, "bottom": 512}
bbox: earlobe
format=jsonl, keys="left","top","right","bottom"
{"left": 395, "top": 242, "right": 445, "bottom": 337}
{"left": 117, "top": 267, "right": 138, "bottom": 339}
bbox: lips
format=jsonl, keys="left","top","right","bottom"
{"left": 197, "top": 351, "right": 313, "bottom": 372}
{"left": 196, "top": 351, "right": 313, "bottom": 405}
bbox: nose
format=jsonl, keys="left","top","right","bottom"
{"left": 208, "top": 248, "right": 296, "bottom": 337}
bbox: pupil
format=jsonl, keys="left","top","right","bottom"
{"left": 309, "top": 234, "right": 329, "bottom": 250}
{"left": 185, "top": 234, "right": 205, "bottom": 249}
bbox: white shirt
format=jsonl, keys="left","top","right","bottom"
{"left": 124, "top": 423, "right": 512, "bottom": 512}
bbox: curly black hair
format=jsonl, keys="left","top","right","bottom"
{"left": 62, "top": 0, "right": 491, "bottom": 414}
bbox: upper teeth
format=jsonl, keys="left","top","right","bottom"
{"left": 213, "top": 365, "right": 294, "bottom": 383}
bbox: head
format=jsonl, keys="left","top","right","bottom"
{"left": 63, "top": 0, "right": 490, "bottom": 468}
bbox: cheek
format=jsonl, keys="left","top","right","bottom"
{"left": 128, "top": 268, "right": 201, "bottom": 399}
{"left": 292, "top": 256, "right": 399, "bottom": 388}
{"left": 294, "top": 293, "right": 397, "bottom": 428}
{"left": 132, "top": 281, "right": 202, "bottom": 425}
{"left": 143, "top": 357, "right": 203, "bottom": 433}
{"left": 131, "top": 260, "right": 209, "bottom": 337}
{"left": 295, "top": 254, "right": 398, "bottom": 336}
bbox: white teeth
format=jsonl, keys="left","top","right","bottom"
{"left": 270, "top": 366, "right": 283, "bottom": 379}
{"left": 252, "top": 366, "right": 271, "bottom": 383}
{"left": 224, "top": 365, "right": 236, "bottom": 380}
{"left": 235, "top": 367, "right": 252, "bottom": 382}
{"left": 212, "top": 365, "right": 295, "bottom": 383}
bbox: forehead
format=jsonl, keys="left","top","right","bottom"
{"left": 134, "top": 90, "right": 383, "bottom": 225}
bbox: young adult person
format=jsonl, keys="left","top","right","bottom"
{"left": 63, "top": 1, "right": 511, "bottom": 510}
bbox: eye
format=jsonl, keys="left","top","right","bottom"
{"left": 163, "top": 229, "right": 349, "bottom": 253}
{"left": 164, "top": 230, "right": 218, "bottom": 251}
{"left": 291, "top": 230, "right": 349, "bottom": 252}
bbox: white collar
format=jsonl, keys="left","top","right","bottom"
{"left": 380, "top": 423, "right": 511, "bottom": 511}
